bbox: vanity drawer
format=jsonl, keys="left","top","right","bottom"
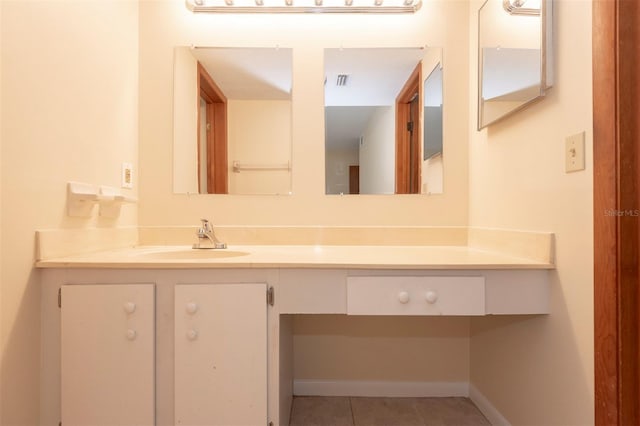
{"left": 347, "top": 276, "right": 485, "bottom": 315}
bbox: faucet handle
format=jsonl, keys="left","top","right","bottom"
{"left": 199, "top": 218, "right": 211, "bottom": 230}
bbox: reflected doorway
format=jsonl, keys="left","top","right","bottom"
{"left": 349, "top": 165, "right": 360, "bottom": 194}
{"left": 395, "top": 63, "right": 422, "bottom": 194}
{"left": 197, "top": 62, "right": 228, "bottom": 194}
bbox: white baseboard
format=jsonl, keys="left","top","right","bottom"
{"left": 293, "top": 380, "right": 469, "bottom": 398}
{"left": 469, "top": 383, "right": 511, "bottom": 426}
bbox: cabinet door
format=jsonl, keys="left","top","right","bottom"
{"left": 175, "top": 283, "right": 267, "bottom": 426}
{"left": 61, "top": 284, "right": 155, "bottom": 426}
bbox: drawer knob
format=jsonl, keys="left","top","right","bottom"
{"left": 186, "top": 302, "right": 198, "bottom": 314}
{"left": 186, "top": 329, "right": 198, "bottom": 341}
{"left": 425, "top": 290, "right": 438, "bottom": 304}
{"left": 126, "top": 329, "right": 137, "bottom": 341}
{"left": 397, "top": 291, "right": 410, "bottom": 304}
{"left": 123, "top": 302, "right": 136, "bottom": 314}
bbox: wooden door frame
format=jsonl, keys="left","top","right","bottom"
{"left": 197, "top": 62, "right": 228, "bottom": 194}
{"left": 395, "top": 62, "right": 422, "bottom": 194}
{"left": 593, "top": 0, "right": 640, "bottom": 424}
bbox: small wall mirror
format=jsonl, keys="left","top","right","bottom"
{"left": 324, "top": 47, "right": 443, "bottom": 195}
{"left": 173, "top": 47, "right": 293, "bottom": 195}
{"left": 477, "top": 0, "right": 553, "bottom": 129}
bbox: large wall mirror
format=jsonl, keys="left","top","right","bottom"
{"left": 324, "top": 47, "right": 444, "bottom": 195}
{"left": 477, "top": 0, "right": 553, "bottom": 129}
{"left": 173, "top": 47, "right": 293, "bottom": 195}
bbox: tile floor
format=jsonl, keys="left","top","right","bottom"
{"left": 289, "top": 396, "right": 492, "bottom": 426}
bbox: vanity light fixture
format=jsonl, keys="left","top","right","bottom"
{"left": 503, "top": 0, "right": 541, "bottom": 15}
{"left": 185, "top": 0, "right": 422, "bottom": 13}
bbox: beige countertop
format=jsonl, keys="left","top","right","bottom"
{"left": 35, "top": 244, "right": 554, "bottom": 270}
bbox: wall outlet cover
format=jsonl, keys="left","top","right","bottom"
{"left": 121, "top": 163, "right": 133, "bottom": 188}
{"left": 565, "top": 131, "right": 586, "bottom": 173}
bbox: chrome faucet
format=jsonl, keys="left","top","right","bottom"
{"left": 193, "top": 218, "right": 227, "bottom": 249}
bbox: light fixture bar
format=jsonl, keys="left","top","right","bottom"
{"left": 186, "top": 0, "right": 422, "bottom": 13}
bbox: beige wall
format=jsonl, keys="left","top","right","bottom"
{"left": 173, "top": 46, "right": 199, "bottom": 194}
{"left": 0, "top": 1, "right": 139, "bottom": 424}
{"left": 138, "top": 0, "right": 469, "bottom": 226}
{"left": 227, "top": 99, "right": 292, "bottom": 195}
{"left": 423, "top": 155, "right": 443, "bottom": 194}
{"left": 326, "top": 147, "right": 359, "bottom": 194}
{"left": 294, "top": 315, "right": 470, "bottom": 383}
{"left": 360, "top": 106, "right": 394, "bottom": 194}
{"left": 468, "top": 0, "right": 594, "bottom": 424}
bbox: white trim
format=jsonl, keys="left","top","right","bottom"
{"left": 469, "top": 383, "right": 511, "bottom": 426}
{"left": 293, "top": 380, "right": 469, "bottom": 397}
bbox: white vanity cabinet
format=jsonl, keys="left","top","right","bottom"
{"left": 40, "top": 264, "right": 549, "bottom": 426}
{"left": 174, "top": 283, "right": 268, "bottom": 426}
{"left": 43, "top": 271, "right": 274, "bottom": 426}
{"left": 60, "top": 284, "right": 155, "bottom": 426}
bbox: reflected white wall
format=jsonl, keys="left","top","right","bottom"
{"left": 359, "top": 106, "right": 395, "bottom": 194}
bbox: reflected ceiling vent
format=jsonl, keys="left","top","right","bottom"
{"left": 336, "top": 74, "right": 349, "bottom": 86}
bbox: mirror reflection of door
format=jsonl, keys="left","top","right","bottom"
{"left": 395, "top": 63, "right": 422, "bottom": 194}
{"left": 197, "top": 63, "right": 228, "bottom": 194}
{"left": 349, "top": 165, "right": 360, "bottom": 194}
{"left": 172, "top": 47, "right": 293, "bottom": 196}
{"left": 324, "top": 48, "right": 442, "bottom": 196}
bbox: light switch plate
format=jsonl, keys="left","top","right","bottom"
{"left": 121, "top": 163, "right": 133, "bottom": 188}
{"left": 565, "top": 131, "right": 585, "bottom": 173}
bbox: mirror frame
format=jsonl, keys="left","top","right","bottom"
{"left": 477, "top": 0, "right": 553, "bottom": 130}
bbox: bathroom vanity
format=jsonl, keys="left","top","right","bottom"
{"left": 37, "top": 239, "right": 552, "bottom": 426}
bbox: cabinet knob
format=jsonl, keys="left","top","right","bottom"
{"left": 123, "top": 302, "right": 136, "bottom": 314}
{"left": 425, "top": 290, "right": 438, "bottom": 304}
{"left": 186, "top": 329, "right": 198, "bottom": 341}
{"left": 186, "top": 302, "right": 198, "bottom": 314}
{"left": 397, "top": 291, "right": 410, "bottom": 304}
{"left": 126, "top": 329, "right": 137, "bottom": 341}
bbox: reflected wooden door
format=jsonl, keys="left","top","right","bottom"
{"left": 349, "top": 165, "right": 360, "bottom": 194}
{"left": 395, "top": 63, "right": 422, "bottom": 194}
{"left": 197, "top": 62, "right": 228, "bottom": 194}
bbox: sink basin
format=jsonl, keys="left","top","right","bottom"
{"left": 133, "top": 249, "right": 249, "bottom": 260}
